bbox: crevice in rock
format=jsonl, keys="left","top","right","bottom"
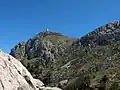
{"left": 8, "top": 67, "right": 14, "bottom": 78}
{"left": 24, "top": 75, "right": 34, "bottom": 88}
{"left": 13, "top": 64, "right": 22, "bottom": 76}
{"left": 17, "top": 87, "right": 24, "bottom": 90}
{"left": 0, "top": 80, "right": 4, "bottom": 90}
{"left": 0, "top": 57, "right": 8, "bottom": 68}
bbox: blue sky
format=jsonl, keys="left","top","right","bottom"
{"left": 0, "top": 0, "right": 120, "bottom": 53}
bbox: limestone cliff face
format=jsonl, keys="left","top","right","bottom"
{"left": 0, "top": 50, "right": 61, "bottom": 90}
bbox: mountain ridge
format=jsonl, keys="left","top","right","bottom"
{"left": 77, "top": 21, "right": 120, "bottom": 46}
{"left": 10, "top": 21, "right": 120, "bottom": 90}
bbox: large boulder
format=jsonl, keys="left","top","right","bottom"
{"left": 0, "top": 50, "right": 44, "bottom": 90}
{"left": 0, "top": 50, "right": 62, "bottom": 90}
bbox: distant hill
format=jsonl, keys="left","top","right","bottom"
{"left": 10, "top": 21, "right": 120, "bottom": 90}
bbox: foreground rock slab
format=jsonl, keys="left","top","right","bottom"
{"left": 0, "top": 50, "right": 44, "bottom": 90}
{"left": 0, "top": 51, "right": 61, "bottom": 90}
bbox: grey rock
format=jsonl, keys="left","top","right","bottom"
{"left": 76, "top": 21, "right": 120, "bottom": 46}
{"left": 58, "top": 80, "right": 68, "bottom": 89}
{"left": 10, "top": 42, "right": 26, "bottom": 60}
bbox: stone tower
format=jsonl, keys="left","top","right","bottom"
{"left": 45, "top": 28, "right": 49, "bottom": 32}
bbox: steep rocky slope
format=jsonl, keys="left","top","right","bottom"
{"left": 10, "top": 21, "right": 120, "bottom": 90}
{"left": 77, "top": 21, "right": 120, "bottom": 46}
{"left": 10, "top": 30, "right": 77, "bottom": 86}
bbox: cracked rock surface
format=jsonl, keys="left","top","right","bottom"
{"left": 0, "top": 50, "right": 44, "bottom": 90}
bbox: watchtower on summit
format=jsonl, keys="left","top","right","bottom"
{"left": 44, "top": 28, "right": 49, "bottom": 32}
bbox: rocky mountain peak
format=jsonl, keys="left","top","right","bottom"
{"left": 76, "top": 20, "right": 120, "bottom": 46}
{"left": 37, "top": 28, "right": 62, "bottom": 37}
{"left": 93, "top": 20, "right": 120, "bottom": 34}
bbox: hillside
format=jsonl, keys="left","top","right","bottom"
{"left": 10, "top": 21, "right": 120, "bottom": 90}
{"left": 10, "top": 29, "right": 77, "bottom": 85}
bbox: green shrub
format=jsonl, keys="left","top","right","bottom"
{"left": 109, "top": 82, "right": 119, "bottom": 90}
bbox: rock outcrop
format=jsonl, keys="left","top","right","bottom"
{"left": 0, "top": 50, "right": 44, "bottom": 90}
{"left": 58, "top": 80, "right": 68, "bottom": 89}
{"left": 0, "top": 50, "right": 61, "bottom": 90}
{"left": 77, "top": 21, "right": 120, "bottom": 46}
{"left": 10, "top": 31, "right": 75, "bottom": 85}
